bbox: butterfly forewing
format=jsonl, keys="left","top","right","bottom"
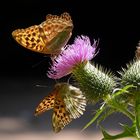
{"left": 12, "top": 25, "right": 46, "bottom": 53}
{"left": 35, "top": 92, "right": 56, "bottom": 116}
{"left": 12, "top": 12, "right": 73, "bottom": 55}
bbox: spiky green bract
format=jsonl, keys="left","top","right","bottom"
{"left": 72, "top": 62, "right": 116, "bottom": 103}
{"left": 120, "top": 60, "right": 140, "bottom": 89}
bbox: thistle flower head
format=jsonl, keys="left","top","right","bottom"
{"left": 119, "top": 60, "right": 140, "bottom": 88}
{"left": 48, "top": 35, "right": 98, "bottom": 79}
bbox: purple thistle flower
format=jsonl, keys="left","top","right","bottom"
{"left": 48, "top": 35, "right": 99, "bottom": 79}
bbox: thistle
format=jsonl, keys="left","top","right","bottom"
{"left": 48, "top": 35, "right": 116, "bottom": 102}
{"left": 119, "top": 60, "right": 140, "bottom": 89}
{"left": 119, "top": 45, "right": 140, "bottom": 91}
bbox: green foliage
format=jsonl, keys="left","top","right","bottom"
{"left": 82, "top": 103, "right": 106, "bottom": 131}
{"left": 82, "top": 85, "right": 135, "bottom": 131}
{"left": 82, "top": 82, "right": 139, "bottom": 139}
{"left": 72, "top": 57, "right": 140, "bottom": 139}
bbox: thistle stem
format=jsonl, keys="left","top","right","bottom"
{"left": 104, "top": 94, "right": 135, "bottom": 121}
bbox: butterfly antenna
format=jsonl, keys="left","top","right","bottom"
{"left": 54, "top": 79, "right": 59, "bottom": 84}
{"left": 32, "top": 56, "right": 48, "bottom": 68}
{"left": 35, "top": 84, "right": 48, "bottom": 88}
{"left": 67, "top": 75, "right": 72, "bottom": 84}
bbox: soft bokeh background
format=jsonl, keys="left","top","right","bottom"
{"left": 0, "top": 1, "right": 140, "bottom": 139}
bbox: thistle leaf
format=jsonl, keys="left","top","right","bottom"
{"left": 112, "top": 85, "right": 135, "bottom": 99}
{"left": 97, "top": 107, "right": 115, "bottom": 125}
{"left": 101, "top": 124, "right": 135, "bottom": 140}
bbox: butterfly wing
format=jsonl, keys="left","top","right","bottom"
{"left": 41, "top": 12, "right": 73, "bottom": 41}
{"left": 64, "top": 87, "right": 86, "bottom": 119}
{"left": 35, "top": 92, "right": 56, "bottom": 116}
{"left": 12, "top": 25, "right": 47, "bottom": 54}
{"left": 39, "top": 12, "right": 73, "bottom": 55}
{"left": 55, "top": 83, "right": 86, "bottom": 119}
{"left": 52, "top": 93, "right": 72, "bottom": 133}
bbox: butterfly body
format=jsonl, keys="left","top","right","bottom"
{"left": 12, "top": 12, "right": 73, "bottom": 55}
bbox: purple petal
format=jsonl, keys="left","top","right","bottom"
{"left": 47, "top": 35, "right": 99, "bottom": 79}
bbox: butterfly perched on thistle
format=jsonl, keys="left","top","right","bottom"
{"left": 12, "top": 12, "right": 73, "bottom": 56}
{"left": 35, "top": 83, "right": 86, "bottom": 133}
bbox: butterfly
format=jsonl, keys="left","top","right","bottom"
{"left": 12, "top": 12, "right": 73, "bottom": 55}
{"left": 35, "top": 83, "right": 86, "bottom": 133}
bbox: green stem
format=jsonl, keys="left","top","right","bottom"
{"left": 82, "top": 103, "right": 106, "bottom": 131}
{"left": 115, "top": 104, "right": 134, "bottom": 121}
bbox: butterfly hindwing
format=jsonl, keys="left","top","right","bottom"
{"left": 42, "top": 12, "right": 73, "bottom": 41}
{"left": 52, "top": 93, "right": 72, "bottom": 133}
{"left": 64, "top": 88, "right": 86, "bottom": 119}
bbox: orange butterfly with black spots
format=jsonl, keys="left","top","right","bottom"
{"left": 35, "top": 83, "right": 86, "bottom": 133}
{"left": 12, "top": 12, "right": 73, "bottom": 55}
